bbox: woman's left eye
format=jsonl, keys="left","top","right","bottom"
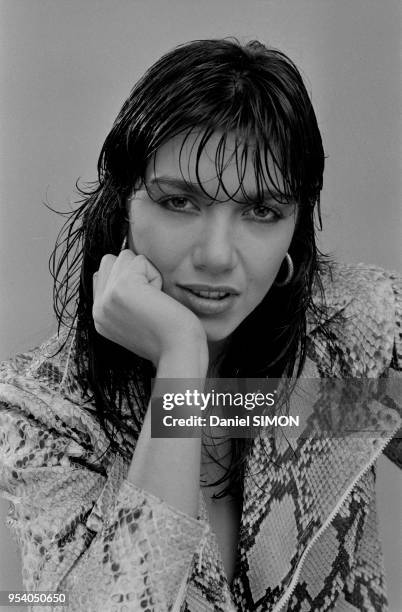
{"left": 244, "top": 205, "right": 281, "bottom": 223}
{"left": 159, "top": 196, "right": 196, "bottom": 212}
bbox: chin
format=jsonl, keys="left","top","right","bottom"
{"left": 205, "top": 332, "right": 230, "bottom": 343}
{"left": 202, "top": 320, "right": 237, "bottom": 343}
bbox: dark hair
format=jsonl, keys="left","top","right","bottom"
{"left": 50, "top": 38, "right": 329, "bottom": 497}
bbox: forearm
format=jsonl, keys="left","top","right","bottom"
{"left": 127, "top": 345, "right": 208, "bottom": 518}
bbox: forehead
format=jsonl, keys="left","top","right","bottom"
{"left": 146, "top": 130, "right": 284, "bottom": 199}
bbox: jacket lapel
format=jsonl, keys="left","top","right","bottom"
{"left": 233, "top": 359, "right": 401, "bottom": 610}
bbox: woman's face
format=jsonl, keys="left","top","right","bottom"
{"left": 128, "top": 131, "right": 297, "bottom": 344}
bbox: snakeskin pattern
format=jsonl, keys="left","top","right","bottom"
{"left": 0, "top": 262, "right": 401, "bottom": 611}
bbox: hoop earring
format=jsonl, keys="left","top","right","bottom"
{"left": 275, "top": 253, "right": 294, "bottom": 287}
{"left": 120, "top": 236, "right": 128, "bottom": 251}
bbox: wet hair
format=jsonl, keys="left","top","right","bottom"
{"left": 51, "top": 38, "right": 329, "bottom": 498}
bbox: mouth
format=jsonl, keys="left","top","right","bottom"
{"left": 177, "top": 284, "right": 239, "bottom": 316}
{"left": 178, "top": 284, "right": 239, "bottom": 299}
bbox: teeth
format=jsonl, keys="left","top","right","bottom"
{"left": 191, "top": 289, "right": 228, "bottom": 299}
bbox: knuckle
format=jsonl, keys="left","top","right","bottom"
{"left": 100, "top": 253, "right": 115, "bottom": 267}
{"left": 119, "top": 247, "right": 133, "bottom": 258}
{"left": 134, "top": 254, "right": 147, "bottom": 264}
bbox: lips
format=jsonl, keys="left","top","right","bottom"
{"left": 179, "top": 284, "right": 239, "bottom": 298}
{"left": 186, "top": 288, "right": 229, "bottom": 300}
{"left": 177, "top": 284, "right": 239, "bottom": 316}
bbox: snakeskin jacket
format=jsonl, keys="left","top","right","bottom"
{"left": 0, "top": 263, "right": 401, "bottom": 612}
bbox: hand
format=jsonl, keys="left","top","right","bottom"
{"left": 92, "top": 250, "right": 207, "bottom": 367}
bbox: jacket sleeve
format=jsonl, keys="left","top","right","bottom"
{"left": 383, "top": 270, "right": 402, "bottom": 468}
{"left": 0, "top": 376, "right": 207, "bottom": 611}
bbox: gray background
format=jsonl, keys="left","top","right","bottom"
{"left": 0, "top": 0, "right": 401, "bottom": 609}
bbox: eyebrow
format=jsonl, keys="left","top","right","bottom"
{"left": 147, "top": 176, "right": 204, "bottom": 197}
{"left": 146, "top": 175, "right": 292, "bottom": 205}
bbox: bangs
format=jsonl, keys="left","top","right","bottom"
{"left": 143, "top": 123, "right": 299, "bottom": 208}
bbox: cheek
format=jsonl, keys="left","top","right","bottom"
{"left": 129, "top": 221, "right": 185, "bottom": 276}
{"left": 245, "top": 230, "right": 294, "bottom": 301}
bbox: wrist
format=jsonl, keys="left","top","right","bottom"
{"left": 157, "top": 338, "right": 209, "bottom": 379}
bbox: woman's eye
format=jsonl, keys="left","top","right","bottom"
{"left": 245, "top": 205, "right": 281, "bottom": 223}
{"left": 159, "top": 196, "right": 195, "bottom": 212}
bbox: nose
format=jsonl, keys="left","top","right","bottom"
{"left": 192, "top": 209, "right": 238, "bottom": 273}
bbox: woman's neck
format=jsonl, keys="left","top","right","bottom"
{"left": 207, "top": 338, "right": 228, "bottom": 377}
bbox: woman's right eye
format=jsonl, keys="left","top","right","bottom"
{"left": 158, "top": 196, "right": 197, "bottom": 212}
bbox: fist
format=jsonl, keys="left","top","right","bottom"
{"left": 92, "top": 250, "right": 207, "bottom": 367}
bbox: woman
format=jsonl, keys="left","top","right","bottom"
{"left": 0, "top": 39, "right": 400, "bottom": 611}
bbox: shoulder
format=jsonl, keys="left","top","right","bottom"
{"left": 0, "top": 331, "right": 109, "bottom": 484}
{"left": 0, "top": 329, "right": 87, "bottom": 422}
{"left": 313, "top": 261, "right": 400, "bottom": 319}
{"left": 318, "top": 260, "right": 399, "bottom": 299}
{"left": 0, "top": 330, "right": 72, "bottom": 389}
{"left": 308, "top": 261, "right": 401, "bottom": 375}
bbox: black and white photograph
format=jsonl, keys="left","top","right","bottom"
{"left": 0, "top": 1, "right": 401, "bottom": 611}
